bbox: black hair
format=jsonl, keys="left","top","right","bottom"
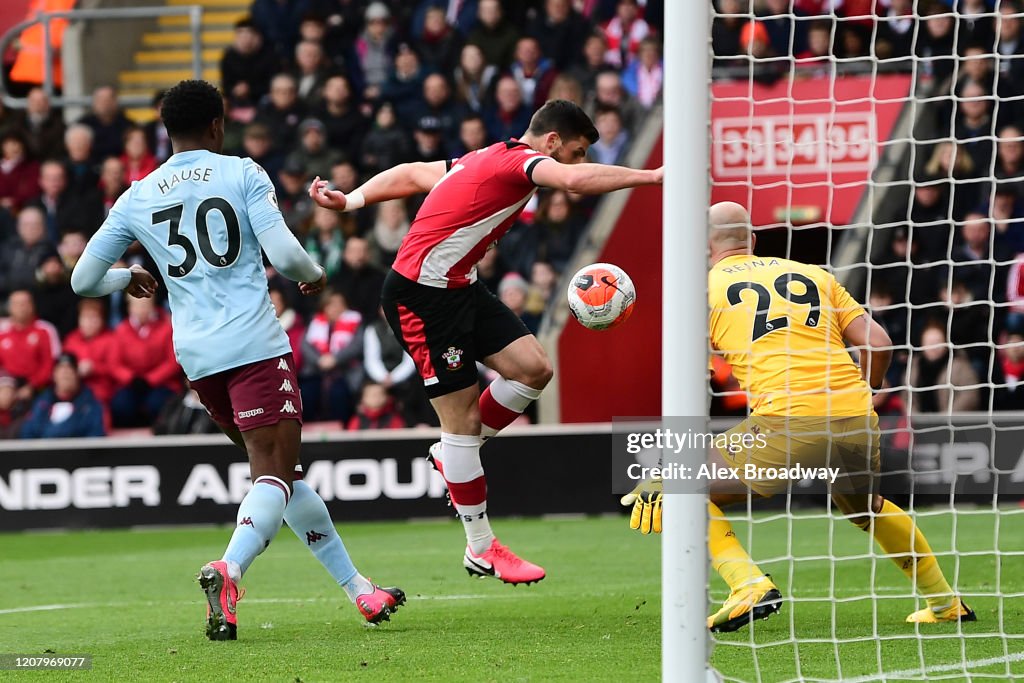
{"left": 1, "top": 128, "right": 29, "bottom": 150}
{"left": 527, "top": 99, "right": 599, "bottom": 145}
{"left": 869, "top": 281, "right": 892, "bottom": 299}
{"left": 960, "top": 40, "right": 991, "bottom": 54}
{"left": 593, "top": 105, "right": 623, "bottom": 121}
{"left": 807, "top": 19, "right": 832, "bottom": 34}
{"left": 319, "top": 287, "right": 348, "bottom": 312}
{"left": 160, "top": 80, "right": 224, "bottom": 139}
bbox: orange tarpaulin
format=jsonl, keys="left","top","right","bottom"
{"left": 9, "top": 0, "right": 76, "bottom": 88}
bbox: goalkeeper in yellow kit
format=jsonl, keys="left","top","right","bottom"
{"left": 624, "top": 201, "right": 975, "bottom": 632}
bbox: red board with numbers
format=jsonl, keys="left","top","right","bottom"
{"left": 711, "top": 74, "right": 912, "bottom": 227}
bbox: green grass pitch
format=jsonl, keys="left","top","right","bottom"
{"left": 1, "top": 511, "right": 1022, "bottom": 682}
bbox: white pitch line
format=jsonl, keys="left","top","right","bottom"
{"left": 839, "top": 651, "right": 1024, "bottom": 683}
{"left": 244, "top": 593, "right": 539, "bottom": 604}
{"left": 0, "top": 603, "right": 99, "bottom": 615}
{"left": 0, "top": 593, "right": 542, "bottom": 616}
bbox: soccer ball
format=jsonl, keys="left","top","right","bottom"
{"left": 566, "top": 263, "right": 636, "bottom": 330}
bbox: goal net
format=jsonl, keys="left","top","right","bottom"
{"left": 706, "top": 0, "right": 1024, "bottom": 680}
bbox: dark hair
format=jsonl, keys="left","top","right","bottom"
{"left": 300, "top": 11, "right": 326, "bottom": 25}
{"left": 123, "top": 124, "right": 148, "bottom": 145}
{"left": 527, "top": 99, "right": 599, "bottom": 145}
{"left": 161, "top": 80, "right": 224, "bottom": 139}
{"left": 869, "top": 282, "right": 892, "bottom": 300}
{"left": 594, "top": 105, "right": 623, "bottom": 121}
{"left": 1, "top": 129, "right": 29, "bottom": 151}
{"left": 806, "top": 19, "right": 831, "bottom": 36}
{"left": 961, "top": 40, "right": 990, "bottom": 55}
{"left": 319, "top": 287, "right": 347, "bottom": 311}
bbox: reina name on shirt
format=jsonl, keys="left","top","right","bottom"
{"left": 157, "top": 167, "right": 214, "bottom": 195}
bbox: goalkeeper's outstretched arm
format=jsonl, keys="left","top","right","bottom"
{"left": 308, "top": 161, "right": 448, "bottom": 212}
{"left": 842, "top": 314, "right": 892, "bottom": 391}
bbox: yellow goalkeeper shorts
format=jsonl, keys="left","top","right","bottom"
{"left": 718, "top": 414, "right": 880, "bottom": 497}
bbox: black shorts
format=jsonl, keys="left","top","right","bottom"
{"left": 380, "top": 269, "right": 531, "bottom": 399}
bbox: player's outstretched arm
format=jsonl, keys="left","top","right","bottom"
{"left": 842, "top": 314, "right": 892, "bottom": 391}
{"left": 255, "top": 222, "right": 326, "bottom": 294}
{"left": 309, "top": 160, "right": 449, "bottom": 212}
{"left": 72, "top": 254, "right": 157, "bottom": 298}
{"left": 530, "top": 160, "right": 663, "bottom": 195}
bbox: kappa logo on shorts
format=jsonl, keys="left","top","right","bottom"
{"left": 278, "top": 379, "right": 294, "bottom": 392}
{"left": 442, "top": 346, "right": 464, "bottom": 371}
{"left": 280, "top": 400, "right": 298, "bottom": 414}
{"left": 237, "top": 407, "right": 265, "bottom": 419}
{"left": 277, "top": 358, "right": 289, "bottom": 371}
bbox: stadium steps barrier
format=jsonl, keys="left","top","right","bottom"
{"left": 121, "top": 0, "right": 245, "bottom": 123}
{"left": 141, "top": 29, "right": 233, "bottom": 47}
{"left": 166, "top": 0, "right": 243, "bottom": 6}
{"left": 157, "top": 9, "right": 242, "bottom": 27}
{"left": 0, "top": 3, "right": 209, "bottom": 123}
{"left": 119, "top": 67, "right": 220, "bottom": 87}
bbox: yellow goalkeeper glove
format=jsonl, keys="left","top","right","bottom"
{"left": 620, "top": 478, "right": 663, "bottom": 534}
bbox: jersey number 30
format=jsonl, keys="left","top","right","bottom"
{"left": 153, "top": 198, "right": 241, "bottom": 278}
{"left": 726, "top": 272, "right": 821, "bottom": 342}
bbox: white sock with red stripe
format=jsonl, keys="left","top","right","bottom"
{"left": 479, "top": 378, "right": 543, "bottom": 439}
{"left": 441, "top": 432, "right": 494, "bottom": 555}
{"left": 222, "top": 475, "right": 289, "bottom": 578}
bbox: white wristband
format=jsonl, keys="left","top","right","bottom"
{"left": 343, "top": 189, "right": 365, "bottom": 212}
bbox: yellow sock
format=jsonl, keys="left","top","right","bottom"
{"left": 708, "top": 502, "right": 765, "bottom": 591}
{"left": 867, "top": 499, "right": 954, "bottom": 610}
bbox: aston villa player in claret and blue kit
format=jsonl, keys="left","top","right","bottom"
{"left": 310, "top": 99, "right": 663, "bottom": 585}
{"left": 72, "top": 80, "right": 405, "bottom": 640}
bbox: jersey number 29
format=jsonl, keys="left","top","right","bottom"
{"left": 726, "top": 272, "right": 821, "bottom": 342}
{"left": 153, "top": 198, "right": 241, "bottom": 278}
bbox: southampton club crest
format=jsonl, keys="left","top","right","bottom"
{"left": 442, "top": 346, "right": 464, "bottom": 371}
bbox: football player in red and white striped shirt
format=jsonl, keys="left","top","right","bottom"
{"left": 310, "top": 100, "right": 662, "bottom": 585}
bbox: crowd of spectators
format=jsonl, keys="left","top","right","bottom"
{"left": 711, "top": 0, "right": 1024, "bottom": 414}
{"left": 0, "top": 0, "right": 664, "bottom": 438}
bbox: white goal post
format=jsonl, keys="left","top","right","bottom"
{"left": 677, "top": 0, "right": 1024, "bottom": 681}
{"left": 662, "top": 0, "right": 711, "bottom": 681}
